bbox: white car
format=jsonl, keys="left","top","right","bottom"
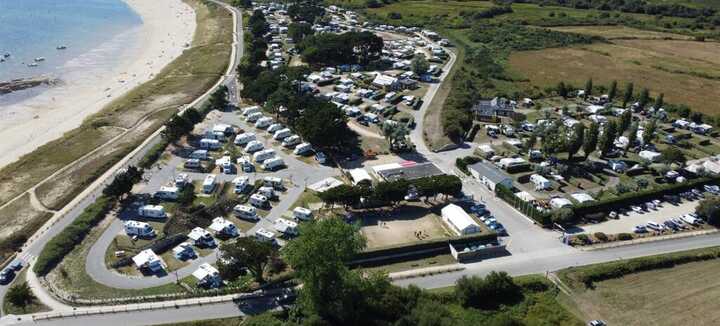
{"left": 646, "top": 221, "right": 664, "bottom": 231}
{"left": 631, "top": 205, "right": 643, "bottom": 213}
{"left": 652, "top": 199, "right": 662, "bottom": 207}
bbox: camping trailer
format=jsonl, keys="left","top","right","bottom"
{"left": 233, "top": 204, "right": 259, "bottom": 221}
{"left": 244, "top": 140, "right": 264, "bottom": 153}
{"left": 252, "top": 149, "right": 276, "bottom": 163}
{"left": 138, "top": 205, "right": 166, "bottom": 219}
{"left": 234, "top": 132, "right": 256, "bottom": 145}
{"left": 261, "top": 157, "right": 285, "bottom": 171}
{"left": 293, "top": 143, "right": 312, "bottom": 155}
{"left": 202, "top": 174, "right": 217, "bottom": 194}
{"left": 282, "top": 135, "right": 301, "bottom": 147}
{"left": 273, "top": 128, "right": 292, "bottom": 140}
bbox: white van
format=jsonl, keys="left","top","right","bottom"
{"left": 273, "top": 128, "right": 292, "bottom": 140}
{"left": 263, "top": 176, "right": 283, "bottom": 189}
{"left": 293, "top": 143, "right": 313, "bottom": 155}
{"left": 273, "top": 218, "right": 299, "bottom": 236}
{"left": 282, "top": 135, "right": 301, "bottom": 147}
{"left": 184, "top": 158, "right": 201, "bottom": 169}
{"left": 190, "top": 150, "right": 208, "bottom": 160}
{"left": 293, "top": 207, "right": 313, "bottom": 221}
{"left": 242, "top": 106, "right": 260, "bottom": 116}
{"left": 154, "top": 186, "right": 179, "bottom": 200}
{"left": 257, "top": 186, "right": 275, "bottom": 199}
{"left": 202, "top": 174, "right": 217, "bottom": 194}
{"left": 267, "top": 123, "right": 283, "bottom": 133}
{"left": 233, "top": 204, "right": 258, "bottom": 221}
{"left": 124, "top": 220, "right": 156, "bottom": 237}
{"left": 254, "top": 228, "right": 276, "bottom": 242}
{"left": 244, "top": 140, "right": 264, "bottom": 153}
{"left": 234, "top": 132, "right": 256, "bottom": 145}
{"left": 246, "top": 112, "right": 263, "bottom": 123}
{"left": 249, "top": 193, "right": 268, "bottom": 208}
{"left": 138, "top": 205, "right": 166, "bottom": 219}
{"left": 236, "top": 155, "right": 254, "bottom": 172}
{"left": 255, "top": 117, "right": 274, "bottom": 129}
{"left": 232, "top": 176, "right": 250, "bottom": 193}
{"left": 252, "top": 149, "right": 276, "bottom": 163}
{"left": 199, "top": 138, "right": 221, "bottom": 150}
{"left": 262, "top": 157, "right": 285, "bottom": 171}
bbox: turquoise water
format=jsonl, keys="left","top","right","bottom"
{"left": 0, "top": 0, "right": 142, "bottom": 81}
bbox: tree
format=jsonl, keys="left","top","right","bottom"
{"left": 318, "top": 184, "right": 363, "bottom": 208}
{"left": 654, "top": 93, "right": 664, "bottom": 109}
{"left": 567, "top": 123, "right": 585, "bottom": 160}
{"left": 284, "top": 218, "right": 366, "bottom": 321}
{"left": 622, "top": 82, "right": 634, "bottom": 108}
{"left": 618, "top": 109, "right": 632, "bottom": 135}
{"left": 583, "top": 122, "right": 600, "bottom": 158}
{"left": 373, "top": 179, "right": 410, "bottom": 206}
{"left": 696, "top": 196, "right": 720, "bottom": 226}
{"left": 557, "top": 81, "right": 568, "bottom": 98}
{"left": 552, "top": 207, "right": 575, "bottom": 224}
{"left": 410, "top": 53, "right": 430, "bottom": 75}
{"left": 218, "top": 237, "right": 276, "bottom": 283}
{"left": 454, "top": 272, "right": 521, "bottom": 310}
{"left": 584, "top": 78, "right": 593, "bottom": 97}
{"left": 288, "top": 22, "right": 313, "bottom": 43}
{"left": 524, "top": 134, "right": 537, "bottom": 151}
{"left": 176, "top": 184, "right": 196, "bottom": 207}
{"left": 608, "top": 80, "right": 618, "bottom": 101}
{"left": 660, "top": 146, "right": 686, "bottom": 164}
{"left": 627, "top": 122, "right": 639, "bottom": 150}
{"left": 643, "top": 119, "right": 657, "bottom": 145}
{"left": 232, "top": 0, "right": 252, "bottom": 8}
{"left": 598, "top": 120, "right": 617, "bottom": 156}
{"left": 383, "top": 123, "right": 410, "bottom": 152}
{"left": 103, "top": 166, "right": 142, "bottom": 198}
{"left": 638, "top": 88, "right": 650, "bottom": 109}
{"left": 6, "top": 282, "right": 36, "bottom": 311}
{"left": 295, "top": 101, "right": 355, "bottom": 150}
{"left": 690, "top": 111, "right": 703, "bottom": 123}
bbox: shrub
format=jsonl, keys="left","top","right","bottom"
{"left": 34, "top": 196, "right": 115, "bottom": 276}
{"left": 576, "top": 234, "right": 590, "bottom": 244}
{"left": 146, "top": 234, "right": 188, "bottom": 255}
{"left": 594, "top": 232, "right": 608, "bottom": 242}
{"left": 617, "top": 233, "right": 633, "bottom": 241}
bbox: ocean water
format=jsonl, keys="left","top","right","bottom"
{"left": 0, "top": 0, "right": 142, "bottom": 82}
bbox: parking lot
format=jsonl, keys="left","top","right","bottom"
{"left": 579, "top": 197, "right": 702, "bottom": 235}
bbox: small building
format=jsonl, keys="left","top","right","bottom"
{"left": 441, "top": 204, "right": 482, "bottom": 236}
{"left": 188, "top": 227, "right": 215, "bottom": 247}
{"left": 530, "top": 174, "right": 551, "bottom": 191}
{"left": 470, "top": 97, "right": 516, "bottom": 120}
{"left": 467, "top": 161, "right": 513, "bottom": 192}
{"left": 372, "top": 74, "right": 400, "bottom": 91}
{"left": 172, "top": 242, "right": 195, "bottom": 260}
{"left": 192, "top": 263, "right": 221, "bottom": 288}
{"left": 371, "top": 161, "right": 444, "bottom": 182}
{"left": 208, "top": 217, "right": 239, "bottom": 238}
{"left": 132, "top": 249, "right": 165, "bottom": 273}
{"left": 348, "top": 168, "right": 373, "bottom": 186}
{"left": 478, "top": 144, "right": 495, "bottom": 158}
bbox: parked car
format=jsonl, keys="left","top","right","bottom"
{"left": 315, "top": 152, "right": 327, "bottom": 164}
{"left": 633, "top": 225, "right": 647, "bottom": 233}
{"left": 646, "top": 221, "right": 664, "bottom": 231}
{"left": 588, "top": 320, "right": 607, "bottom": 326}
{"left": 608, "top": 211, "right": 618, "bottom": 219}
{"left": 663, "top": 220, "right": 679, "bottom": 231}
{"left": 631, "top": 205, "right": 643, "bottom": 213}
{"left": 0, "top": 269, "right": 14, "bottom": 284}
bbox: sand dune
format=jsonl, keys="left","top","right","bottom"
{"left": 0, "top": 0, "right": 196, "bottom": 168}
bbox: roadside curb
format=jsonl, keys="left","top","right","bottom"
{"left": 580, "top": 229, "right": 720, "bottom": 251}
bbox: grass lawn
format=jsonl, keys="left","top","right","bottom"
{"left": 560, "top": 259, "right": 720, "bottom": 325}
{"left": 549, "top": 25, "right": 693, "bottom": 40}
{"left": 0, "top": 194, "right": 53, "bottom": 251}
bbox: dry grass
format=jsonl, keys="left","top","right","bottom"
{"left": 508, "top": 39, "right": 720, "bottom": 115}
{"left": 549, "top": 26, "right": 693, "bottom": 40}
{"left": 359, "top": 204, "right": 451, "bottom": 249}
{"left": 0, "top": 193, "right": 53, "bottom": 242}
{"left": 564, "top": 260, "right": 720, "bottom": 326}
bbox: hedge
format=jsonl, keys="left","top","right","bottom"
{"left": 34, "top": 196, "right": 115, "bottom": 276}
{"left": 352, "top": 232, "right": 498, "bottom": 264}
{"left": 495, "top": 184, "right": 552, "bottom": 226}
{"left": 575, "top": 246, "right": 720, "bottom": 288}
{"left": 145, "top": 234, "right": 188, "bottom": 255}
{"left": 138, "top": 139, "right": 170, "bottom": 169}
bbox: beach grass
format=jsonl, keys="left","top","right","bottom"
{"left": 0, "top": 0, "right": 233, "bottom": 255}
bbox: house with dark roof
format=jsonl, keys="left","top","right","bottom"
{"left": 467, "top": 161, "right": 513, "bottom": 191}
{"left": 470, "top": 97, "right": 517, "bottom": 121}
{"left": 371, "top": 161, "right": 444, "bottom": 182}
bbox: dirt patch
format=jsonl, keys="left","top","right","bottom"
{"left": 359, "top": 204, "right": 451, "bottom": 249}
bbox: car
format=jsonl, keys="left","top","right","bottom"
{"left": 9, "top": 261, "right": 22, "bottom": 271}
{"left": 704, "top": 184, "right": 720, "bottom": 194}
{"left": 652, "top": 199, "right": 662, "bottom": 207}
{"left": 608, "top": 211, "right": 618, "bottom": 219}
{"left": 0, "top": 269, "right": 14, "bottom": 284}
{"left": 692, "top": 189, "right": 703, "bottom": 197}
{"left": 484, "top": 217, "right": 497, "bottom": 225}
{"left": 663, "top": 220, "right": 679, "bottom": 231}
{"left": 631, "top": 205, "right": 643, "bottom": 213}
{"left": 475, "top": 208, "right": 490, "bottom": 217}
{"left": 633, "top": 225, "right": 647, "bottom": 233}
{"left": 646, "top": 221, "right": 664, "bottom": 231}
{"left": 645, "top": 202, "right": 656, "bottom": 210}
{"left": 315, "top": 152, "right": 327, "bottom": 164}
{"left": 588, "top": 320, "right": 607, "bottom": 326}
{"left": 671, "top": 218, "right": 688, "bottom": 229}
{"left": 469, "top": 204, "right": 486, "bottom": 212}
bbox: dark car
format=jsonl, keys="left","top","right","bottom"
{"left": 0, "top": 269, "right": 15, "bottom": 284}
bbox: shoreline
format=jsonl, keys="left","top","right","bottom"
{"left": 0, "top": 0, "right": 196, "bottom": 169}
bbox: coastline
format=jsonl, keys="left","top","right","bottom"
{"left": 0, "top": 0, "right": 196, "bottom": 169}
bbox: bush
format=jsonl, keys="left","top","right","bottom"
{"left": 138, "top": 139, "right": 170, "bottom": 169}
{"left": 34, "top": 196, "right": 115, "bottom": 276}
{"left": 576, "top": 234, "right": 590, "bottom": 244}
{"left": 594, "top": 232, "right": 609, "bottom": 242}
{"left": 146, "top": 234, "right": 188, "bottom": 255}
{"left": 617, "top": 233, "right": 633, "bottom": 241}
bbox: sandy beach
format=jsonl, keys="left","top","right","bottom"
{"left": 0, "top": 0, "right": 196, "bottom": 169}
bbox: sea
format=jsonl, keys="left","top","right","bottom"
{"left": 0, "top": 0, "right": 142, "bottom": 103}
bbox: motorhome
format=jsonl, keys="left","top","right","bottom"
{"left": 175, "top": 174, "right": 190, "bottom": 187}
{"left": 208, "top": 217, "right": 239, "bottom": 237}
{"left": 267, "top": 123, "right": 283, "bottom": 133}
{"left": 184, "top": 158, "right": 201, "bottom": 169}
{"left": 153, "top": 186, "right": 179, "bottom": 200}
{"left": 244, "top": 140, "right": 264, "bottom": 153}
{"left": 124, "top": 220, "right": 156, "bottom": 238}
{"left": 234, "top": 132, "right": 256, "bottom": 146}
{"left": 236, "top": 156, "right": 254, "bottom": 172}
{"left": 293, "top": 207, "right": 313, "bottom": 221}
{"left": 530, "top": 174, "right": 551, "bottom": 191}
{"left": 257, "top": 186, "right": 275, "bottom": 199}
{"left": 202, "top": 174, "right": 217, "bottom": 194}
{"left": 263, "top": 176, "right": 283, "bottom": 189}
{"left": 233, "top": 204, "right": 259, "bottom": 221}
{"left": 199, "top": 138, "right": 221, "bottom": 150}
{"left": 249, "top": 193, "right": 268, "bottom": 208}
{"left": 138, "top": 205, "right": 166, "bottom": 219}
{"left": 187, "top": 227, "right": 216, "bottom": 247}
{"left": 261, "top": 157, "right": 285, "bottom": 171}
{"left": 293, "top": 143, "right": 312, "bottom": 155}
{"left": 273, "top": 128, "right": 292, "bottom": 140}
{"left": 273, "top": 218, "right": 299, "bottom": 236}
{"left": 190, "top": 150, "right": 208, "bottom": 160}
{"left": 232, "top": 176, "right": 250, "bottom": 193}
{"left": 252, "top": 149, "right": 276, "bottom": 163}
{"left": 282, "top": 135, "right": 301, "bottom": 147}
{"left": 254, "top": 228, "right": 276, "bottom": 242}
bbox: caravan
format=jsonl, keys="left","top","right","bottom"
{"left": 261, "top": 157, "right": 285, "bottom": 171}
{"left": 233, "top": 204, "right": 259, "bottom": 221}
{"left": 293, "top": 207, "right": 313, "bottom": 221}
{"left": 234, "top": 132, "right": 256, "bottom": 146}
{"left": 124, "top": 221, "right": 156, "bottom": 238}
{"left": 249, "top": 193, "right": 268, "bottom": 208}
{"left": 255, "top": 117, "right": 274, "bottom": 129}
{"left": 263, "top": 176, "right": 283, "bottom": 189}
{"left": 242, "top": 106, "right": 261, "bottom": 116}
{"left": 190, "top": 150, "right": 208, "bottom": 160}
{"left": 153, "top": 186, "right": 179, "bottom": 200}
{"left": 244, "top": 140, "right": 264, "bottom": 153}
{"left": 202, "top": 174, "right": 217, "bottom": 194}
{"left": 252, "top": 149, "right": 276, "bottom": 163}
{"left": 232, "top": 176, "right": 250, "bottom": 193}
{"left": 257, "top": 186, "right": 276, "bottom": 199}
{"left": 254, "top": 228, "right": 276, "bottom": 243}
{"left": 138, "top": 205, "right": 166, "bottom": 219}
{"left": 267, "top": 123, "right": 284, "bottom": 133}
{"left": 199, "top": 138, "right": 221, "bottom": 150}
{"left": 282, "top": 135, "right": 301, "bottom": 147}
{"left": 245, "top": 112, "right": 263, "bottom": 123}
{"left": 293, "top": 143, "right": 313, "bottom": 155}
{"left": 273, "top": 128, "right": 292, "bottom": 140}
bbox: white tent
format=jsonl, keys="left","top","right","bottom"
{"left": 441, "top": 204, "right": 481, "bottom": 236}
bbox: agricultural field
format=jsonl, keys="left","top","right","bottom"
{"left": 508, "top": 39, "right": 720, "bottom": 115}
{"left": 561, "top": 259, "right": 720, "bottom": 325}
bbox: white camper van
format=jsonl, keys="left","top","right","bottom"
{"left": 232, "top": 176, "right": 250, "bottom": 193}
{"left": 184, "top": 159, "right": 201, "bottom": 169}
{"left": 257, "top": 186, "right": 275, "bottom": 199}
{"left": 233, "top": 204, "right": 258, "bottom": 221}
{"left": 202, "top": 174, "right": 217, "bottom": 194}
{"left": 274, "top": 218, "right": 299, "bottom": 236}
{"left": 293, "top": 143, "right": 312, "bottom": 155}
{"left": 273, "top": 128, "right": 292, "bottom": 140}
{"left": 234, "top": 132, "right": 256, "bottom": 145}
{"left": 190, "top": 150, "right": 208, "bottom": 160}
{"left": 124, "top": 221, "right": 156, "bottom": 238}
{"left": 138, "top": 205, "right": 166, "bottom": 219}
{"left": 252, "top": 149, "right": 276, "bottom": 163}
{"left": 242, "top": 106, "right": 261, "bottom": 116}
{"left": 246, "top": 112, "right": 263, "bottom": 123}
{"left": 244, "top": 140, "right": 264, "bottom": 153}
{"left": 254, "top": 228, "right": 276, "bottom": 242}
{"left": 262, "top": 157, "right": 285, "bottom": 171}
{"left": 255, "top": 117, "right": 274, "bottom": 129}
{"left": 282, "top": 135, "right": 301, "bottom": 147}
{"left": 249, "top": 193, "right": 268, "bottom": 208}
{"left": 263, "top": 176, "right": 283, "bottom": 189}
{"left": 267, "top": 123, "right": 283, "bottom": 133}
{"left": 154, "top": 186, "right": 179, "bottom": 200}
{"left": 199, "top": 138, "right": 221, "bottom": 150}
{"left": 293, "top": 207, "right": 313, "bottom": 221}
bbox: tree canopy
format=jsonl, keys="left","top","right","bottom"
{"left": 298, "top": 32, "right": 383, "bottom": 66}
{"left": 218, "top": 237, "right": 277, "bottom": 283}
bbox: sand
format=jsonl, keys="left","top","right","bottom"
{"left": 0, "top": 0, "right": 196, "bottom": 169}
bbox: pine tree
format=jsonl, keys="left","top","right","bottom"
{"left": 583, "top": 122, "right": 599, "bottom": 159}
{"left": 608, "top": 80, "right": 618, "bottom": 101}
{"left": 623, "top": 82, "right": 634, "bottom": 108}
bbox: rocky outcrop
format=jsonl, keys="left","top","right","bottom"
{"left": 0, "top": 77, "right": 60, "bottom": 95}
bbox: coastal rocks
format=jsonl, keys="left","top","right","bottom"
{"left": 0, "top": 77, "right": 60, "bottom": 95}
